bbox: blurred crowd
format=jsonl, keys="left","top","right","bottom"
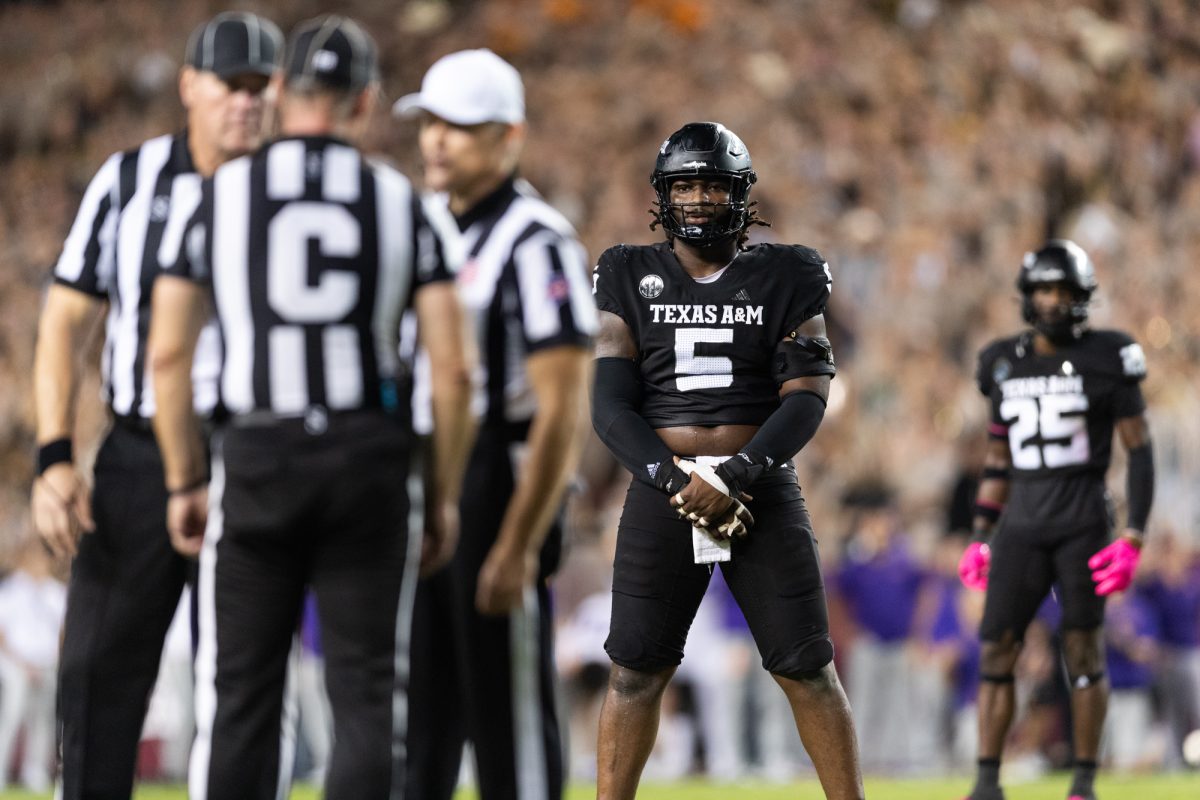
{"left": 2, "top": 0, "right": 1200, "bottom": 789}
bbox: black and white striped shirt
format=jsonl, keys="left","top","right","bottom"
{"left": 53, "top": 132, "right": 221, "bottom": 418}
{"left": 165, "top": 135, "right": 456, "bottom": 419}
{"left": 444, "top": 178, "right": 597, "bottom": 429}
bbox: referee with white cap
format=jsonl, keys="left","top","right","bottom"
{"left": 395, "top": 49, "right": 597, "bottom": 800}
{"left": 30, "top": 12, "right": 282, "bottom": 798}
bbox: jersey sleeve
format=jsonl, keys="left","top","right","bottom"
{"left": 1106, "top": 332, "right": 1148, "bottom": 419}
{"left": 592, "top": 245, "right": 630, "bottom": 321}
{"left": 975, "top": 340, "right": 1010, "bottom": 435}
{"left": 162, "top": 178, "right": 214, "bottom": 285}
{"left": 780, "top": 245, "right": 833, "bottom": 333}
{"left": 412, "top": 194, "right": 462, "bottom": 288}
{"left": 513, "top": 229, "right": 598, "bottom": 353}
{"left": 53, "top": 152, "right": 123, "bottom": 297}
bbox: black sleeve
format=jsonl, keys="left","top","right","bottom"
{"left": 592, "top": 357, "right": 690, "bottom": 495}
{"left": 592, "top": 246, "right": 630, "bottom": 321}
{"left": 781, "top": 245, "right": 833, "bottom": 333}
{"left": 713, "top": 390, "right": 826, "bottom": 496}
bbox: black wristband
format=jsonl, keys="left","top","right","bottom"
{"left": 653, "top": 462, "right": 691, "bottom": 496}
{"left": 714, "top": 451, "right": 770, "bottom": 498}
{"left": 973, "top": 501, "right": 1003, "bottom": 523}
{"left": 168, "top": 477, "right": 207, "bottom": 496}
{"left": 37, "top": 438, "right": 73, "bottom": 475}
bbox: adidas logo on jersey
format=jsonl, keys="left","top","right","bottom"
{"left": 732, "top": 288, "right": 751, "bottom": 302}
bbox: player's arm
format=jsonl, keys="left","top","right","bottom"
{"left": 148, "top": 274, "right": 211, "bottom": 558}
{"left": 591, "top": 310, "right": 693, "bottom": 496}
{"left": 1115, "top": 414, "right": 1153, "bottom": 547}
{"left": 698, "top": 314, "right": 834, "bottom": 501}
{"left": 1087, "top": 412, "right": 1152, "bottom": 596}
{"left": 414, "top": 280, "right": 478, "bottom": 575}
{"left": 31, "top": 286, "right": 106, "bottom": 558}
{"left": 476, "top": 344, "right": 593, "bottom": 615}
{"left": 957, "top": 426, "right": 1012, "bottom": 591}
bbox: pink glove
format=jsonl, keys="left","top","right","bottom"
{"left": 958, "top": 542, "right": 991, "bottom": 591}
{"left": 1088, "top": 538, "right": 1141, "bottom": 596}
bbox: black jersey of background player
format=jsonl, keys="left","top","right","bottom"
{"left": 977, "top": 328, "right": 1147, "bottom": 528}
{"left": 594, "top": 240, "right": 832, "bottom": 427}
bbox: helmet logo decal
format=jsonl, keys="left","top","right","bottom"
{"left": 639, "top": 274, "right": 664, "bottom": 299}
{"left": 681, "top": 160, "right": 710, "bottom": 169}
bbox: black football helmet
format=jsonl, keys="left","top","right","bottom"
{"left": 1017, "top": 238, "right": 1097, "bottom": 342}
{"left": 651, "top": 122, "right": 757, "bottom": 245}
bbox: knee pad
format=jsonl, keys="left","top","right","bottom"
{"left": 769, "top": 637, "right": 834, "bottom": 681}
{"left": 981, "top": 673, "right": 1015, "bottom": 684}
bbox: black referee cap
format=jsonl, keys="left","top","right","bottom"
{"left": 285, "top": 15, "right": 378, "bottom": 92}
{"left": 185, "top": 12, "right": 283, "bottom": 79}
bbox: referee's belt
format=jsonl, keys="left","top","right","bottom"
{"left": 229, "top": 405, "right": 398, "bottom": 436}
{"left": 110, "top": 413, "right": 155, "bottom": 434}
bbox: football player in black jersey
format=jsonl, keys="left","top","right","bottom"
{"left": 591, "top": 122, "right": 863, "bottom": 800}
{"left": 958, "top": 240, "right": 1154, "bottom": 800}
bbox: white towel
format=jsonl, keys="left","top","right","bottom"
{"left": 679, "top": 458, "right": 732, "bottom": 564}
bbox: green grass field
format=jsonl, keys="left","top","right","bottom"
{"left": 1, "top": 773, "right": 1197, "bottom": 799}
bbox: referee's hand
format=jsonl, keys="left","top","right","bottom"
{"left": 31, "top": 464, "right": 94, "bottom": 559}
{"left": 166, "top": 487, "right": 207, "bottom": 559}
{"left": 476, "top": 542, "right": 537, "bottom": 616}
{"left": 420, "top": 501, "right": 460, "bottom": 577}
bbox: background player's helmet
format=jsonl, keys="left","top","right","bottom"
{"left": 651, "top": 122, "right": 757, "bottom": 245}
{"left": 1017, "top": 238, "right": 1097, "bottom": 341}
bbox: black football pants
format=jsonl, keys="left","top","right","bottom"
{"left": 58, "top": 422, "right": 191, "bottom": 800}
{"left": 404, "top": 425, "right": 565, "bottom": 800}
{"left": 192, "top": 415, "right": 413, "bottom": 800}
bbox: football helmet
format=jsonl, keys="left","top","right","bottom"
{"left": 651, "top": 122, "right": 757, "bottom": 244}
{"left": 1017, "top": 239, "right": 1097, "bottom": 342}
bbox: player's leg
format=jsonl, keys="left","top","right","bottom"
{"left": 309, "top": 422, "right": 412, "bottom": 800}
{"left": 58, "top": 426, "right": 189, "bottom": 800}
{"left": 598, "top": 477, "right": 711, "bottom": 800}
{"left": 1055, "top": 526, "right": 1111, "bottom": 800}
{"left": 720, "top": 470, "right": 861, "bottom": 800}
{"left": 192, "top": 431, "right": 307, "bottom": 800}
{"left": 404, "top": 568, "right": 466, "bottom": 800}
{"left": 969, "top": 524, "right": 1056, "bottom": 800}
{"left": 454, "top": 429, "right": 565, "bottom": 800}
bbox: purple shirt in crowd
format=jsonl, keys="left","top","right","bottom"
{"left": 1138, "top": 572, "right": 1200, "bottom": 648}
{"left": 835, "top": 537, "right": 925, "bottom": 642}
{"left": 1106, "top": 593, "right": 1160, "bottom": 690}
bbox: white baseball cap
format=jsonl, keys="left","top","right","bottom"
{"left": 393, "top": 49, "right": 525, "bottom": 125}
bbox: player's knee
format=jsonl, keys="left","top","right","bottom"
{"left": 1062, "top": 628, "right": 1104, "bottom": 677}
{"left": 767, "top": 637, "right": 834, "bottom": 680}
{"left": 607, "top": 663, "right": 673, "bottom": 702}
{"left": 980, "top": 637, "right": 1021, "bottom": 674}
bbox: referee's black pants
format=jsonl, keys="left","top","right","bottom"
{"left": 58, "top": 422, "right": 191, "bottom": 800}
{"left": 404, "top": 424, "right": 565, "bottom": 800}
{"left": 192, "top": 414, "right": 413, "bottom": 800}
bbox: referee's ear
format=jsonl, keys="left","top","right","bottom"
{"left": 179, "top": 66, "right": 198, "bottom": 109}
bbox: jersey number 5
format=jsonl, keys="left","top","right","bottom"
{"left": 675, "top": 328, "right": 733, "bottom": 391}
{"left": 1000, "top": 394, "right": 1090, "bottom": 470}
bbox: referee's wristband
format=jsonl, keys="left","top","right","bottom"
{"left": 36, "top": 438, "right": 73, "bottom": 475}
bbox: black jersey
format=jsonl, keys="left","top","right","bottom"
{"left": 977, "top": 329, "right": 1147, "bottom": 527}
{"left": 593, "top": 241, "right": 834, "bottom": 427}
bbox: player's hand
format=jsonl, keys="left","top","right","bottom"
{"left": 1088, "top": 535, "right": 1141, "bottom": 596}
{"left": 421, "top": 500, "right": 460, "bottom": 577}
{"left": 166, "top": 486, "right": 207, "bottom": 559}
{"left": 958, "top": 541, "right": 990, "bottom": 591}
{"left": 476, "top": 541, "right": 537, "bottom": 616}
{"left": 31, "top": 463, "right": 94, "bottom": 559}
{"left": 702, "top": 498, "right": 754, "bottom": 540}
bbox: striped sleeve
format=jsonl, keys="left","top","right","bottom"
{"left": 513, "top": 229, "right": 598, "bottom": 352}
{"left": 412, "top": 193, "right": 462, "bottom": 289}
{"left": 53, "top": 152, "right": 123, "bottom": 296}
{"left": 163, "top": 178, "right": 213, "bottom": 285}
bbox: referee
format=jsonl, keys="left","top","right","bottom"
{"left": 150, "top": 16, "right": 475, "bottom": 800}
{"left": 29, "top": 13, "right": 282, "bottom": 799}
{"left": 395, "top": 49, "right": 598, "bottom": 800}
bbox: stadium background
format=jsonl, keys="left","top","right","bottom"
{"left": 0, "top": 0, "right": 1199, "bottom": 797}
